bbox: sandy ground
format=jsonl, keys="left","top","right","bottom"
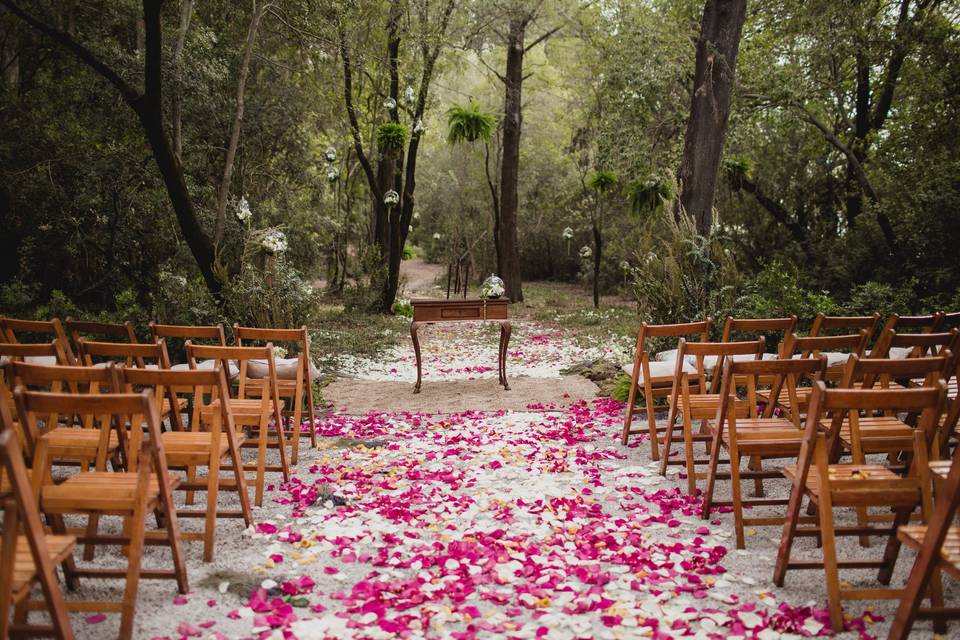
{"left": 323, "top": 376, "right": 600, "bottom": 413}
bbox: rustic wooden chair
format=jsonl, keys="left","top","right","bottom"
{"left": 620, "top": 319, "right": 712, "bottom": 458}
{"left": 0, "top": 317, "right": 75, "bottom": 365}
{"left": 760, "top": 331, "right": 869, "bottom": 421}
{"left": 234, "top": 325, "right": 317, "bottom": 465}
{"left": 64, "top": 318, "right": 138, "bottom": 359}
{"left": 773, "top": 382, "right": 947, "bottom": 632}
{"left": 870, "top": 313, "right": 945, "bottom": 359}
{"left": 889, "top": 446, "right": 960, "bottom": 639}
{"left": 77, "top": 339, "right": 187, "bottom": 432}
{"left": 16, "top": 388, "right": 188, "bottom": 640}
{"left": 117, "top": 366, "right": 252, "bottom": 562}
{"left": 701, "top": 356, "right": 827, "bottom": 548}
{"left": 658, "top": 338, "right": 765, "bottom": 494}
{"left": 3, "top": 360, "right": 123, "bottom": 471}
{"left": 186, "top": 342, "right": 288, "bottom": 506}
{"left": 0, "top": 342, "right": 73, "bottom": 450}
{"left": 707, "top": 316, "right": 798, "bottom": 392}
{"left": 0, "top": 429, "right": 75, "bottom": 640}
{"left": 148, "top": 322, "right": 235, "bottom": 374}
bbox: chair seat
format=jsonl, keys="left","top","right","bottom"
{"left": 1, "top": 535, "right": 75, "bottom": 601}
{"left": 200, "top": 398, "right": 269, "bottom": 425}
{"left": 758, "top": 386, "right": 813, "bottom": 411}
{"left": 719, "top": 418, "right": 803, "bottom": 454}
{"left": 161, "top": 431, "right": 240, "bottom": 464}
{"left": 898, "top": 526, "right": 960, "bottom": 580}
{"left": 622, "top": 359, "right": 694, "bottom": 384}
{"left": 835, "top": 417, "right": 915, "bottom": 452}
{"left": 791, "top": 352, "right": 852, "bottom": 367}
{"left": 42, "top": 427, "right": 119, "bottom": 460}
{"left": 41, "top": 471, "right": 180, "bottom": 513}
{"left": 673, "top": 394, "right": 750, "bottom": 419}
{"left": 783, "top": 464, "right": 920, "bottom": 506}
{"left": 246, "top": 357, "right": 319, "bottom": 380}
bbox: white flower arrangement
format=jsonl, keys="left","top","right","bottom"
{"left": 261, "top": 230, "right": 288, "bottom": 254}
{"left": 324, "top": 146, "right": 337, "bottom": 162}
{"left": 413, "top": 212, "right": 420, "bottom": 220}
{"left": 408, "top": 225, "right": 414, "bottom": 233}
{"left": 619, "top": 260, "right": 631, "bottom": 271}
{"left": 273, "top": 345, "right": 288, "bottom": 359}
{"left": 326, "top": 167, "right": 339, "bottom": 182}
{"left": 578, "top": 245, "right": 592, "bottom": 258}
{"left": 413, "top": 118, "right": 425, "bottom": 134}
{"left": 480, "top": 275, "right": 505, "bottom": 300}
{"left": 383, "top": 97, "right": 397, "bottom": 110}
{"left": 383, "top": 190, "right": 400, "bottom": 206}
{"left": 432, "top": 232, "right": 442, "bottom": 240}
{"left": 404, "top": 86, "right": 415, "bottom": 104}
{"left": 562, "top": 227, "right": 573, "bottom": 240}
{"left": 236, "top": 196, "right": 252, "bottom": 222}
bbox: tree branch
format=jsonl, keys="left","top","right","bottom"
{"left": 0, "top": 0, "right": 141, "bottom": 105}
{"left": 524, "top": 24, "right": 560, "bottom": 52}
{"left": 737, "top": 176, "right": 807, "bottom": 243}
{"left": 337, "top": 23, "right": 380, "bottom": 203}
{"left": 792, "top": 104, "right": 879, "bottom": 200}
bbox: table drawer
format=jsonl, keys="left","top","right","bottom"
{"left": 441, "top": 307, "right": 481, "bottom": 319}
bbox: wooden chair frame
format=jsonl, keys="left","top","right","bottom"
{"left": 234, "top": 325, "right": 316, "bottom": 465}
{"left": 16, "top": 388, "right": 188, "bottom": 640}
{"left": 773, "top": 382, "right": 947, "bottom": 632}
{"left": 0, "top": 430, "right": 75, "bottom": 640}
{"left": 658, "top": 337, "right": 765, "bottom": 494}
{"left": 702, "top": 356, "right": 827, "bottom": 548}
{"left": 0, "top": 317, "right": 76, "bottom": 365}
{"left": 620, "top": 319, "right": 712, "bottom": 458}
{"left": 118, "top": 366, "right": 252, "bottom": 562}
{"left": 707, "top": 315, "right": 798, "bottom": 393}
{"left": 186, "top": 342, "right": 288, "bottom": 506}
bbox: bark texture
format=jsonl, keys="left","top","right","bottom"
{"left": 498, "top": 17, "right": 527, "bottom": 302}
{"left": 676, "top": 0, "right": 747, "bottom": 235}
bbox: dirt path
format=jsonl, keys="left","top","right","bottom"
{"left": 399, "top": 256, "right": 445, "bottom": 297}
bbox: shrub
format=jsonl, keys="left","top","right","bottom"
{"left": 223, "top": 256, "right": 321, "bottom": 328}
{"left": 375, "top": 123, "right": 409, "bottom": 154}
{"left": 736, "top": 259, "right": 840, "bottom": 326}
{"left": 402, "top": 244, "right": 416, "bottom": 261}
{"left": 392, "top": 298, "right": 414, "bottom": 317}
{"left": 846, "top": 280, "right": 916, "bottom": 318}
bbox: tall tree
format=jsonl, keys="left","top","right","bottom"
{"left": 338, "top": 0, "right": 457, "bottom": 313}
{"left": 1, "top": 0, "right": 223, "bottom": 295}
{"left": 676, "top": 0, "right": 747, "bottom": 235}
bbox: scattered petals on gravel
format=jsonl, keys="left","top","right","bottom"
{"left": 336, "top": 321, "right": 630, "bottom": 382}
{"left": 162, "top": 400, "right": 879, "bottom": 639}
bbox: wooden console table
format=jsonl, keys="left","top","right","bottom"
{"left": 410, "top": 298, "right": 511, "bottom": 393}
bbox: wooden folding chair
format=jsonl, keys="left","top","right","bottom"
{"left": 149, "top": 322, "right": 232, "bottom": 373}
{"left": 77, "top": 339, "right": 187, "bottom": 431}
{"left": 870, "top": 313, "right": 945, "bottom": 359}
{"left": 701, "top": 356, "right": 827, "bottom": 547}
{"left": 3, "top": 360, "right": 123, "bottom": 472}
{"left": 773, "top": 382, "right": 947, "bottom": 632}
{"left": 234, "top": 325, "right": 317, "bottom": 465}
{"left": 16, "top": 388, "right": 188, "bottom": 640}
{"left": 186, "top": 343, "right": 288, "bottom": 506}
{"left": 760, "top": 331, "right": 869, "bottom": 422}
{"left": 707, "top": 316, "right": 798, "bottom": 392}
{"left": 658, "top": 338, "right": 765, "bottom": 494}
{"left": 118, "top": 366, "right": 252, "bottom": 562}
{"left": 0, "top": 429, "right": 75, "bottom": 640}
{"left": 889, "top": 445, "right": 960, "bottom": 638}
{"left": 0, "top": 318, "right": 76, "bottom": 365}
{"left": 620, "top": 319, "right": 712, "bottom": 457}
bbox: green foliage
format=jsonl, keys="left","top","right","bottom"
{"left": 375, "top": 123, "right": 409, "bottom": 153}
{"left": 587, "top": 170, "right": 618, "bottom": 193}
{"left": 628, "top": 176, "right": 674, "bottom": 215}
{"left": 446, "top": 101, "right": 496, "bottom": 144}
{"left": 847, "top": 280, "right": 916, "bottom": 318}
{"left": 223, "top": 257, "right": 321, "bottom": 328}
{"left": 391, "top": 298, "right": 414, "bottom": 317}
{"left": 722, "top": 157, "right": 754, "bottom": 189}
{"left": 610, "top": 374, "right": 637, "bottom": 404}
{"left": 628, "top": 215, "right": 740, "bottom": 324}
{"left": 736, "top": 260, "right": 840, "bottom": 323}
{"left": 401, "top": 245, "right": 416, "bottom": 261}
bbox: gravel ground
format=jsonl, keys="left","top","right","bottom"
{"left": 33, "top": 405, "right": 954, "bottom": 640}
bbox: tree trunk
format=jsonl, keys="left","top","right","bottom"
{"left": 498, "top": 18, "right": 526, "bottom": 302}
{"left": 214, "top": 0, "right": 267, "bottom": 247}
{"left": 592, "top": 220, "right": 601, "bottom": 309}
{"left": 171, "top": 0, "right": 192, "bottom": 163}
{"left": 676, "top": 0, "right": 747, "bottom": 235}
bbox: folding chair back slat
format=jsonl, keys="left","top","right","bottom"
{"left": 0, "top": 317, "right": 75, "bottom": 365}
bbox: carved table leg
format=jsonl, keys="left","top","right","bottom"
{"left": 411, "top": 321, "right": 423, "bottom": 393}
{"left": 500, "top": 321, "right": 512, "bottom": 390}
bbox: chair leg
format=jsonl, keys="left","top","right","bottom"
{"left": 0, "top": 502, "right": 17, "bottom": 640}
{"left": 620, "top": 375, "right": 639, "bottom": 448}
{"left": 730, "top": 446, "right": 745, "bottom": 549}
{"left": 773, "top": 485, "right": 806, "bottom": 587}
{"left": 255, "top": 426, "right": 267, "bottom": 507}
{"left": 82, "top": 513, "right": 100, "bottom": 561}
{"left": 185, "top": 462, "right": 197, "bottom": 506}
{"left": 817, "top": 485, "right": 844, "bottom": 633}
{"left": 700, "top": 426, "right": 724, "bottom": 519}
{"left": 203, "top": 451, "right": 221, "bottom": 563}
{"left": 658, "top": 402, "right": 679, "bottom": 477}
{"left": 118, "top": 503, "right": 147, "bottom": 640}
{"left": 306, "top": 385, "right": 317, "bottom": 449}
{"left": 291, "top": 397, "right": 303, "bottom": 466}
{"left": 47, "top": 514, "right": 79, "bottom": 590}
{"left": 683, "top": 414, "right": 697, "bottom": 495}
{"left": 750, "top": 455, "right": 765, "bottom": 497}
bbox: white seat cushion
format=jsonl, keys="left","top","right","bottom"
{"left": 792, "top": 352, "right": 852, "bottom": 367}
{"left": 23, "top": 355, "right": 58, "bottom": 366}
{"left": 246, "top": 357, "right": 320, "bottom": 380}
{"left": 702, "top": 352, "right": 776, "bottom": 370}
{"left": 886, "top": 346, "right": 914, "bottom": 360}
{"left": 622, "top": 359, "right": 696, "bottom": 383}
{"left": 171, "top": 360, "right": 239, "bottom": 379}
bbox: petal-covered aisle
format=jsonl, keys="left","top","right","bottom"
{"left": 145, "top": 400, "right": 879, "bottom": 640}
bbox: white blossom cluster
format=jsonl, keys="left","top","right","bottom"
{"left": 383, "top": 190, "right": 400, "bottom": 206}
{"left": 562, "top": 227, "right": 573, "bottom": 240}
{"left": 236, "top": 196, "right": 252, "bottom": 222}
{"left": 261, "top": 229, "right": 288, "bottom": 254}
